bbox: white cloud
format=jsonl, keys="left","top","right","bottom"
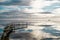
{"left": 28, "top": 0, "right": 59, "bottom": 12}
{"left": 30, "top": 0, "right": 45, "bottom": 9}
{"left": 0, "top": 6, "right": 21, "bottom": 13}
{"left": 52, "top": 8, "right": 60, "bottom": 14}
{"left": 0, "top": 0, "right": 7, "bottom": 2}
{"left": 0, "top": 0, "right": 11, "bottom": 2}
{"left": 30, "top": 0, "right": 58, "bottom": 8}
{"left": 22, "top": 0, "right": 45, "bottom": 13}
{"left": 23, "top": 8, "right": 44, "bottom": 13}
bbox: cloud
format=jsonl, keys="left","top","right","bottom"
{"left": 0, "top": 0, "right": 31, "bottom": 5}
{"left": 42, "top": 2, "right": 60, "bottom": 12}
{"left": 0, "top": 0, "right": 11, "bottom": 2}
{"left": 0, "top": 7, "right": 33, "bottom": 25}
{"left": 29, "top": 0, "right": 59, "bottom": 12}
{"left": 45, "top": 0, "right": 60, "bottom": 1}
{"left": 0, "top": 6, "right": 21, "bottom": 13}
{"left": 0, "top": 0, "right": 59, "bottom": 12}
{"left": 1, "top": 0, "right": 60, "bottom": 26}
{"left": 0, "top": 6, "right": 34, "bottom": 13}
{"left": 52, "top": 8, "right": 60, "bottom": 14}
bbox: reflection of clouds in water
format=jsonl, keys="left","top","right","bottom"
{"left": 0, "top": 23, "right": 60, "bottom": 39}
{"left": 0, "top": 25, "right": 5, "bottom": 33}
{"left": 0, "top": 25, "right": 5, "bottom": 28}
{"left": 42, "top": 26, "right": 60, "bottom": 37}
{"left": 26, "top": 25, "right": 60, "bottom": 38}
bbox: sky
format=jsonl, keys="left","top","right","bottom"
{"left": 0, "top": 0, "right": 60, "bottom": 13}
{"left": 0, "top": 0, "right": 60, "bottom": 26}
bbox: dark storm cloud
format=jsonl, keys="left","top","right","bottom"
{"left": 0, "top": 0, "right": 31, "bottom": 5}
